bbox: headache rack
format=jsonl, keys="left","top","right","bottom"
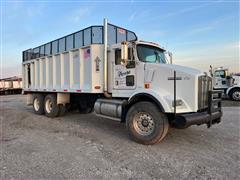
{"left": 22, "top": 23, "right": 137, "bottom": 62}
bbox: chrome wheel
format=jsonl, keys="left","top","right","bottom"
{"left": 232, "top": 91, "right": 240, "bottom": 101}
{"left": 133, "top": 112, "right": 155, "bottom": 136}
{"left": 33, "top": 98, "right": 40, "bottom": 111}
{"left": 45, "top": 99, "right": 53, "bottom": 113}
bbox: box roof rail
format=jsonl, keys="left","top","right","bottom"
{"left": 22, "top": 23, "right": 137, "bottom": 62}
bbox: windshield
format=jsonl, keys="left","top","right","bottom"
{"left": 137, "top": 44, "right": 166, "bottom": 63}
{"left": 214, "top": 70, "right": 226, "bottom": 78}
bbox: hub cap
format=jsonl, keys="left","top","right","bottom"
{"left": 232, "top": 91, "right": 240, "bottom": 100}
{"left": 133, "top": 112, "right": 155, "bottom": 136}
{"left": 45, "top": 99, "right": 53, "bottom": 113}
{"left": 33, "top": 98, "right": 40, "bottom": 111}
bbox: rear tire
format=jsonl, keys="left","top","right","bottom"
{"left": 33, "top": 94, "right": 44, "bottom": 115}
{"left": 126, "top": 101, "right": 169, "bottom": 145}
{"left": 44, "top": 94, "right": 60, "bottom": 118}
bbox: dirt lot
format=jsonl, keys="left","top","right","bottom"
{"left": 0, "top": 95, "right": 239, "bottom": 179}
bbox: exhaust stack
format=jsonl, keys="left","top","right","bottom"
{"left": 103, "top": 18, "right": 111, "bottom": 98}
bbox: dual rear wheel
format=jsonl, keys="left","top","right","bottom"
{"left": 33, "top": 94, "right": 44, "bottom": 115}
{"left": 33, "top": 94, "right": 65, "bottom": 117}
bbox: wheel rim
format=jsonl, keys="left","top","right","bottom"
{"left": 232, "top": 91, "right": 240, "bottom": 100}
{"left": 45, "top": 99, "right": 53, "bottom": 113}
{"left": 33, "top": 98, "right": 40, "bottom": 111}
{"left": 133, "top": 112, "right": 155, "bottom": 136}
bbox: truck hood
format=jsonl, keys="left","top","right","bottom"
{"left": 144, "top": 63, "right": 203, "bottom": 113}
{"left": 150, "top": 63, "right": 203, "bottom": 76}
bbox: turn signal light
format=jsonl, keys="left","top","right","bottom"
{"left": 144, "top": 83, "right": 150, "bottom": 89}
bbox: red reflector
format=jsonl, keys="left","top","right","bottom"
{"left": 94, "top": 86, "right": 101, "bottom": 89}
{"left": 64, "top": 89, "right": 68, "bottom": 92}
{"left": 76, "top": 90, "right": 81, "bottom": 92}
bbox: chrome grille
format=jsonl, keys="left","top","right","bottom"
{"left": 198, "top": 75, "right": 212, "bottom": 110}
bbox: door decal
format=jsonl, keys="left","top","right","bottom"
{"left": 114, "top": 65, "right": 135, "bottom": 89}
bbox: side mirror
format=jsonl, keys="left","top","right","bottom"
{"left": 209, "top": 65, "right": 213, "bottom": 77}
{"left": 165, "top": 51, "right": 173, "bottom": 64}
{"left": 121, "top": 42, "right": 128, "bottom": 66}
{"left": 225, "top": 70, "right": 228, "bottom": 77}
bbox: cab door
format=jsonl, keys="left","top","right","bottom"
{"left": 214, "top": 70, "right": 228, "bottom": 89}
{"left": 113, "top": 48, "right": 136, "bottom": 90}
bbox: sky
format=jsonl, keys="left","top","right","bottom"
{"left": 1, "top": 0, "right": 239, "bottom": 78}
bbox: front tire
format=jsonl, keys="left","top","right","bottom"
{"left": 126, "top": 101, "right": 169, "bottom": 145}
{"left": 229, "top": 89, "right": 240, "bottom": 101}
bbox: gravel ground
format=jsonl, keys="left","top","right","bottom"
{"left": 0, "top": 95, "right": 239, "bottom": 179}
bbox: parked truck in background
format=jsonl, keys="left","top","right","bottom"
{"left": 210, "top": 66, "right": 240, "bottom": 101}
{"left": 0, "top": 76, "right": 22, "bottom": 95}
{"left": 22, "top": 19, "right": 222, "bottom": 144}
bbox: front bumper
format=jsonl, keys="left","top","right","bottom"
{"left": 174, "top": 90, "right": 223, "bottom": 129}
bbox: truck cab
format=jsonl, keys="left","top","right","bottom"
{"left": 108, "top": 41, "right": 209, "bottom": 113}
{"left": 211, "top": 67, "right": 240, "bottom": 101}
{"left": 212, "top": 68, "right": 229, "bottom": 90}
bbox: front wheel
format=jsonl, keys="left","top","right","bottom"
{"left": 229, "top": 89, "right": 240, "bottom": 101}
{"left": 126, "top": 101, "right": 169, "bottom": 145}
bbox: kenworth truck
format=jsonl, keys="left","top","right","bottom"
{"left": 22, "top": 19, "right": 222, "bottom": 144}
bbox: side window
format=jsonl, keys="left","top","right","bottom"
{"left": 126, "top": 75, "right": 134, "bottom": 86}
{"left": 215, "top": 70, "right": 225, "bottom": 78}
{"left": 115, "top": 48, "right": 135, "bottom": 68}
{"left": 115, "top": 49, "right": 121, "bottom": 65}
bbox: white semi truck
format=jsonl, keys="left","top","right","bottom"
{"left": 22, "top": 19, "right": 222, "bottom": 144}
{"left": 210, "top": 66, "right": 240, "bottom": 101}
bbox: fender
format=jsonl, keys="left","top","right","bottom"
{"left": 128, "top": 89, "right": 172, "bottom": 113}
{"left": 226, "top": 85, "right": 240, "bottom": 95}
